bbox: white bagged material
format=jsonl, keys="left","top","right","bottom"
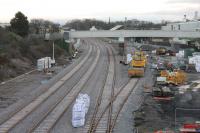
{"left": 152, "top": 50, "right": 156, "bottom": 54}
{"left": 192, "top": 52, "right": 200, "bottom": 56}
{"left": 72, "top": 93, "right": 90, "bottom": 127}
{"left": 37, "top": 57, "right": 52, "bottom": 71}
{"left": 195, "top": 64, "right": 200, "bottom": 72}
{"left": 189, "top": 57, "right": 196, "bottom": 64}
{"left": 72, "top": 102, "right": 86, "bottom": 127}
{"left": 176, "top": 50, "right": 184, "bottom": 58}
{"left": 157, "top": 77, "right": 167, "bottom": 82}
{"left": 76, "top": 94, "right": 90, "bottom": 114}
{"left": 188, "top": 55, "right": 200, "bottom": 72}
{"left": 37, "top": 58, "right": 45, "bottom": 71}
{"left": 126, "top": 54, "right": 132, "bottom": 64}
{"left": 72, "top": 104, "right": 85, "bottom": 127}
{"left": 72, "top": 118, "right": 85, "bottom": 127}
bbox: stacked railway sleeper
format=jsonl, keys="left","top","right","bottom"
{"left": 0, "top": 40, "right": 101, "bottom": 133}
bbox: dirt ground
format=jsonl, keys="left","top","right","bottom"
{"left": 0, "top": 47, "right": 83, "bottom": 113}
{"left": 134, "top": 53, "right": 200, "bottom": 133}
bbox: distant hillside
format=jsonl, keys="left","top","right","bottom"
{"left": 0, "top": 28, "right": 69, "bottom": 81}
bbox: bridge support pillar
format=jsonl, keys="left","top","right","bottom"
{"left": 170, "top": 41, "right": 180, "bottom": 52}
{"left": 130, "top": 37, "right": 136, "bottom": 42}
{"left": 118, "top": 37, "right": 125, "bottom": 56}
{"left": 118, "top": 42, "right": 125, "bottom": 56}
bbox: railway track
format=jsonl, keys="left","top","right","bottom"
{"left": 30, "top": 44, "right": 101, "bottom": 132}
{"left": 0, "top": 69, "right": 37, "bottom": 85}
{"left": 50, "top": 40, "right": 111, "bottom": 133}
{"left": 85, "top": 44, "right": 140, "bottom": 133}
{"left": 0, "top": 38, "right": 141, "bottom": 133}
{"left": 86, "top": 45, "right": 116, "bottom": 133}
{"left": 86, "top": 78, "right": 139, "bottom": 133}
{"left": 0, "top": 43, "right": 95, "bottom": 133}
{"left": 106, "top": 47, "right": 116, "bottom": 133}
{"left": 108, "top": 79, "right": 139, "bottom": 133}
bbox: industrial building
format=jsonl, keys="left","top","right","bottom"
{"left": 162, "top": 12, "right": 200, "bottom": 31}
{"left": 162, "top": 21, "right": 200, "bottom": 31}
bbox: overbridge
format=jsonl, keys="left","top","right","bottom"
{"left": 46, "top": 30, "right": 200, "bottom": 41}
{"left": 67, "top": 30, "right": 200, "bottom": 39}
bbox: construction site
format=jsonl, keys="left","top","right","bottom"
{"left": 1, "top": 2, "right": 200, "bottom": 132}
{"left": 130, "top": 43, "right": 200, "bottom": 133}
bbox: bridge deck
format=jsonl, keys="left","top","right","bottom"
{"left": 68, "top": 30, "right": 200, "bottom": 38}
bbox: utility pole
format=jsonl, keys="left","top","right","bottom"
{"left": 53, "top": 42, "right": 55, "bottom": 61}
{"left": 52, "top": 41, "right": 55, "bottom": 65}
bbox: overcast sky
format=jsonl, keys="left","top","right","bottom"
{"left": 0, "top": 0, "right": 200, "bottom": 23}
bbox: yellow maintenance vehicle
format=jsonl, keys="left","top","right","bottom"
{"left": 128, "top": 51, "right": 147, "bottom": 77}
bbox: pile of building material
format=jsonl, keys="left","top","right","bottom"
{"left": 72, "top": 93, "right": 90, "bottom": 127}
{"left": 176, "top": 50, "right": 185, "bottom": 58}
{"left": 188, "top": 52, "right": 200, "bottom": 72}
{"left": 152, "top": 86, "right": 174, "bottom": 98}
{"left": 178, "top": 80, "right": 200, "bottom": 94}
{"left": 138, "top": 44, "right": 200, "bottom": 131}
{"left": 37, "top": 57, "right": 52, "bottom": 71}
{"left": 152, "top": 58, "right": 187, "bottom": 100}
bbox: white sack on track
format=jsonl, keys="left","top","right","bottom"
{"left": 72, "top": 93, "right": 90, "bottom": 127}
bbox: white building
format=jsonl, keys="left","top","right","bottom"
{"left": 162, "top": 21, "right": 200, "bottom": 32}
{"left": 90, "top": 26, "right": 97, "bottom": 31}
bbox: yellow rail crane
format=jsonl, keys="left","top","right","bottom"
{"left": 128, "top": 51, "right": 147, "bottom": 77}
